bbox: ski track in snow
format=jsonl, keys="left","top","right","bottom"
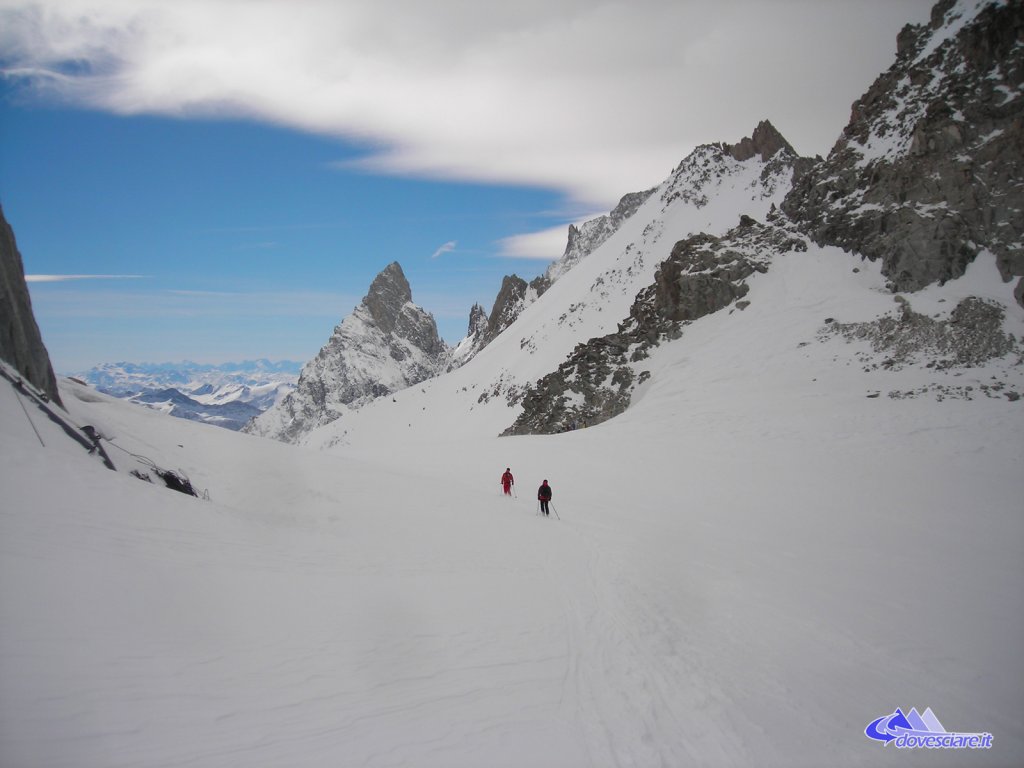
{"left": 4, "top": 245, "right": 1024, "bottom": 768}
{"left": 3, "top": 333, "right": 1023, "bottom": 767}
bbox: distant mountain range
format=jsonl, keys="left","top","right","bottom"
{"left": 69, "top": 360, "right": 301, "bottom": 431}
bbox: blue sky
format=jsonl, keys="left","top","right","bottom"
{"left": 0, "top": 0, "right": 933, "bottom": 373}
{"left": 1, "top": 96, "right": 568, "bottom": 369}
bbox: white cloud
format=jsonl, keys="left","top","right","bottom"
{"left": 25, "top": 274, "right": 144, "bottom": 282}
{"left": 0, "top": 0, "right": 934, "bottom": 208}
{"left": 431, "top": 240, "right": 457, "bottom": 259}
{"left": 497, "top": 224, "right": 575, "bottom": 261}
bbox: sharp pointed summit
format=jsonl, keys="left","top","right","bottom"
{"left": 245, "top": 261, "right": 448, "bottom": 443}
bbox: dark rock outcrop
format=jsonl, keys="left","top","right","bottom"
{"left": 503, "top": 218, "right": 804, "bottom": 435}
{"left": 488, "top": 275, "right": 529, "bottom": 338}
{"left": 451, "top": 273, "right": 552, "bottom": 367}
{"left": 0, "top": 205, "right": 61, "bottom": 405}
{"left": 821, "top": 294, "right": 1022, "bottom": 370}
{"left": 782, "top": 0, "right": 1024, "bottom": 303}
{"left": 725, "top": 119, "right": 798, "bottom": 163}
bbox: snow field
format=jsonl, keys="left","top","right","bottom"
{"left": 2, "top": 245, "right": 1022, "bottom": 766}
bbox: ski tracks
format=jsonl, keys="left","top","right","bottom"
{"left": 539, "top": 516, "right": 750, "bottom": 766}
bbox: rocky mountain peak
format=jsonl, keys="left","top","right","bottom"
{"left": 245, "top": 261, "right": 449, "bottom": 442}
{"left": 466, "top": 303, "right": 488, "bottom": 337}
{"left": 364, "top": 261, "right": 414, "bottom": 334}
{"left": 726, "top": 119, "right": 798, "bottom": 163}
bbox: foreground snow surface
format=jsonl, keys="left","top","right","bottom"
{"left": 3, "top": 256, "right": 1023, "bottom": 767}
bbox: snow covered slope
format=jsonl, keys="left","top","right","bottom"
{"left": 2, "top": 2, "right": 1022, "bottom": 764}
{"left": 2, "top": 246, "right": 1021, "bottom": 766}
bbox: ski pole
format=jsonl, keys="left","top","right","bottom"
{"left": 551, "top": 503, "right": 560, "bottom": 520}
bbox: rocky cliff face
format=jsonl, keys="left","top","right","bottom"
{"left": 450, "top": 273, "right": 551, "bottom": 368}
{"left": 782, "top": 0, "right": 1024, "bottom": 303}
{"left": 485, "top": 274, "right": 550, "bottom": 340}
{"left": 246, "top": 262, "right": 448, "bottom": 442}
{"left": 0, "top": 205, "right": 61, "bottom": 405}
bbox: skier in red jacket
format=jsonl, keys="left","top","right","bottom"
{"left": 501, "top": 468, "right": 514, "bottom": 496}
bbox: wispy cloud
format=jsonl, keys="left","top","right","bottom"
{"left": 497, "top": 225, "right": 573, "bottom": 260}
{"left": 25, "top": 274, "right": 145, "bottom": 282}
{"left": 431, "top": 240, "right": 457, "bottom": 259}
{"left": 0, "top": 0, "right": 932, "bottom": 208}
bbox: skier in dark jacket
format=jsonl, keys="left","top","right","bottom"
{"left": 538, "top": 480, "right": 552, "bottom": 515}
{"left": 501, "top": 468, "right": 514, "bottom": 496}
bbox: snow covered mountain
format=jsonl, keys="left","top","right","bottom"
{"left": 2, "top": 1, "right": 1022, "bottom": 765}
{"left": 291, "top": 118, "right": 814, "bottom": 447}
{"left": 449, "top": 187, "right": 660, "bottom": 368}
{"left": 246, "top": 261, "right": 449, "bottom": 442}
{"left": 782, "top": 0, "right": 1023, "bottom": 298}
{"left": 71, "top": 360, "right": 300, "bottom": 431}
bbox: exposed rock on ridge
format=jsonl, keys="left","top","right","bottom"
{"left": 782, "top": 0, "right": 1024, "bottom": 303}
{"left": 450, "top": 274, "right": 549, "bottom": 368}
{"left": 453, "top": 189, "right": 656, "bottom": 368}
{"left": 246, "top": 262, "right": 448, "bottom": 443}
{"left": 503, "top": 217, "right": 805, "bottom": 435}
{"left": 500, "top": 119, "right": 813, "bottom": 435}
{"left": 546, "top": 188, "right": 657, "bottom": 284}
{"left": 726, "top": 119, "right": 799, "bottom": 163}
{"left": 0, "top": 205, "right": 61, "bottom": 405}
{"left": 486, "top": 274, "right": 549, "bottom": 341}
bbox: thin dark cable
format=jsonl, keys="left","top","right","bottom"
{"left": 14, "top": 391, "right": 45, "bottom": 447}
